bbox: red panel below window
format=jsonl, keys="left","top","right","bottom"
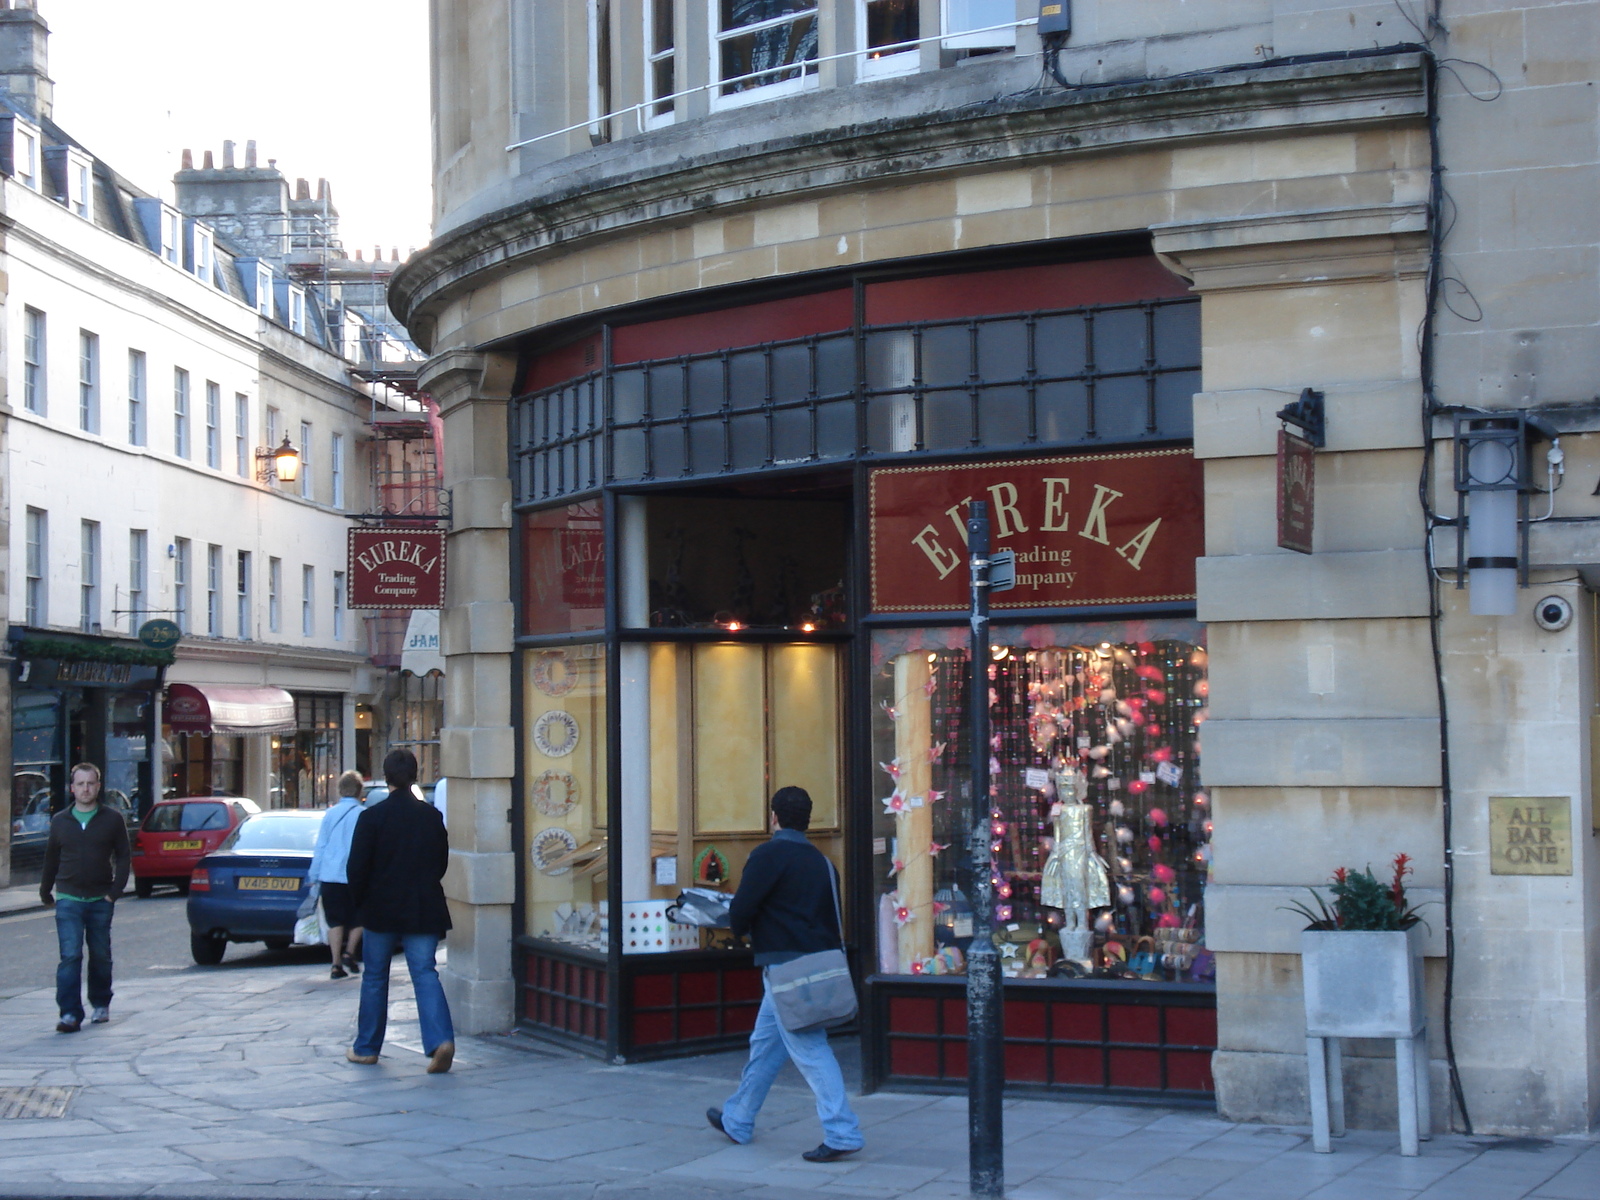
{"left": 890, "top": 1038, "right": 942, "bottom": 1078}
{"left": 1052, "top": 1045, "right": 1105, "bottom": 1086}
{"left": 679, "top": 1008, "right": 719, "bottom": 1041}
{"left": 1107, "top": 1004, "right": 1161, "bottom": 1045}
{"left": 1165, "top": 1006, "right": 1218, "bottom": 1047}
{"left": 1052, "top": 1002, "right": 1102, "bottom": 1041}
{"left": 1108, "top": 1048, "right": 1163, "bottom": 1089}
{"left": 944, "top": 1039, "right": 968, "bottom": 1078}
{"left": 632, "top": 1010, "right": 675, "bottom": 1046}
{"left": 679, "top": 970, "right": 719, "bottom": 1006}
{"left": 633, "top": 974, "right": 674, "bottom": 1008}
{"left": 726, "top": 1003, "right": 759, "bottom": 1034}
{"left": 890, "top": 996, "right": 940, "bottom": 1035}
{"left": 613, "top": 290, "right": 853, "bottom": 364}
{"left": 724, "top": 969, "right": 764, "bottom": 1002}
{"left": 864, "top": 258, "right": 1190, "bottom": 325}
{"left": 1004, "top": 1043, "right": 1048, "bottom": 1083}
{"left": 1166, "top": 1050, "right": 1215, "bottom": 1092}
{"left": 1006, "top": 1000, "right": 1047, "bottom": 1040}
{"left": 942, "top": 998, "right": 968, "bottom": 1037}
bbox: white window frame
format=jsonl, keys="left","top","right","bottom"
{"left": 128, "top": 529, "right": 147, "bottom": 633}
{"left": 268, "top": 556, "right": 282, "bottom": 633}
{"left": 237, "top": 550, "right": 252, "bottom": 640}
{"left": 333, "top": 570, "right": 346, "bottom": 641}
{"left": 189, "top": 222, "right": 215, "bottom": 284}
{"left": 64, "top": 147, "right": 91, "bottom": 217}
{"left": 301, "top": 564, "right": 315, "bottom": 637}
{"left": 287, "top": 286, "right": 306, "bottom": 336}
{"left": 160, "top": 207, "right": 180, "bottom": 265}
{"left": 128, "top": 349, "right": 147, "bottom": 445}
{"left": 173, "top": 367, "right": 190, "bottom": 458}
{"left": 25, "top": 508, "right": 46, "bottom": 626}
{"left": 858, "top": 0, "right": 920, "bottom": 79}
{"left": 173, "top": 537, "right": 191, "bottom": 634}
{"left": 941, "top": 0, "right": 1016, "bottom": 50}
{"left": 234, "top": 393, "right": 249, "bottom": 476}
{"left": 331, "top": 432, "right": 345, "bottom": 509}
{"left": 708, "top": 0, "right": 820, "bottom": 112}
{"left": 206, "top": 543, "right": 222, "bottom": 635}
{"left": 266, "top": 405, "right": 279, "bottom": 451}
{"left": 255, "top": 264, "right": 273, "bottom": 316}
{"left": 205, "top": 380, "right": 221, "bottom": 468}
{"left": 80, "top": 520, "right": 100, "bottom": 632}
{"left": 643, "top": 0, "right": 677, "bottom": 129}
{"left": 77, "top": 330, "right": 99, "bottom": 433}
{"left": 13, "top": 121, "right": 38, "bottom": 190}
{"left": 299, "top": 421, "right": 313, "bottom": 500}
{"left": 23, "top": 306, "right": 45, "bottom": 415}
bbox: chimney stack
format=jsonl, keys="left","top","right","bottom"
{"left": 245, "top": 140, "right": 257, "bottom": 168}
{"left": 354, "top": 249, "right": 363, "bottom": 261}
{"left": 317, "top": 178, "right": 331, "bottom": 203}
{"left": 202, "top": 149, "right": 214, "bottom": 169}
{"left": 0, "top": 0, "right": 54, "bottom": 121}
{"left": 181, "top": 148, "right": 193, "bottom": 170}
{"left": 223, "top": 140, "right": 235, "bottom": 169}
{"left": 295, "top": 177, "right": 310, "bottom": 200}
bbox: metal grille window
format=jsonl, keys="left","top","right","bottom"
{"left": 510, "top": 297, "right": 1199, "bottom": 505}
{"left": 514, "top": 373, "right": 605, "bottom": 505}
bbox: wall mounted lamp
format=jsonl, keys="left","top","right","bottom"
{"left": 1452, "top": 413, "right": 1556, "bottom": 615}
{"left": 255, "top": 436, "right": 300, "bottom": 484}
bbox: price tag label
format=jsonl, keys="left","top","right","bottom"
{"left": 1024, "top": 768, "right": 1050, "bottom": 791}
{"left": 1156, "top": 762, "right": 1183, "bottom": 787}
{"left": 953, "top": 916, "right": 974, "bottom": 938}
{"left": 872, "top": 838, "right": 887, "bottom": 855}
{"left": 654, "top": 856, "right": 677, "bottom": 886}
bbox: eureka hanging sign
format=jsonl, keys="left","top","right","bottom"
{"left": 868, "top": 448, "right": 1203, "bottom": 612}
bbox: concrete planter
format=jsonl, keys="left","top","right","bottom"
{"left": 1301, "top": 927, "right": 1425, "bottom": 1038}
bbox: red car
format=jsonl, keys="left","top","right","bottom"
{"left": 132, "top": 797, "right": 261, "bottom": 897}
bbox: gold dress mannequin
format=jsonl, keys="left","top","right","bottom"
{"left": 1041, "top": 770, "right": 1111, "bottom": 962}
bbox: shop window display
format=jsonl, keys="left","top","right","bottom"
{"left": 523, "top": 643, "right": 609, "bottom": 950}
{"left": 871, "top": 621, "right": 1210, "bottom": 983}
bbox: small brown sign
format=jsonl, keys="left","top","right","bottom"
{"left": 1488, "top": 796, "right": 1572, "bottom": 876}
{"left": 348, "top": 528, "right": 446, "bottom": 610}
{"left": 1277, "top": 430, "right": 1314, "bottom": 554}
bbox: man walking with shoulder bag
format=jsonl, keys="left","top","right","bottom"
{"left": 707, "top": 786, "right": 864, "bottom": 1162}
{"left": 39, "top": 763, "right": 130, "bottom": 1033}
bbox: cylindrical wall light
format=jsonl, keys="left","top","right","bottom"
{"left": 1454, "top": 416, "right": 1529, "bottom": 617}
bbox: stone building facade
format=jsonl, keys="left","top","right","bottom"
{"left": 391, "top": 1, "right": 1600, "bottom": 1136}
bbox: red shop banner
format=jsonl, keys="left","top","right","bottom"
{"left": 869, "top": 448, "right": 1203, "bottom": 612}
{"left": 347, "top": 528, "right": 446, "bottom": 610}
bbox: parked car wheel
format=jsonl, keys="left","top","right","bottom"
{"left": 190, "top": 933, "right": 226, "bottom": 965}
{"left": 135, "top": 877, "right": 154, "bottom": 899}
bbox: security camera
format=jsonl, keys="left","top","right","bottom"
{"left": 1533, "top": 595, "right": 1573, "bottom": 632}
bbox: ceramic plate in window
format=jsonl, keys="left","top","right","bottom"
{"left": 531, "top": 827, "right": 579, "bottom": 876}
{"left": 533, "top": 709, "right": 580, "bottom": 758}
{"left": 531, "top": 769, "right": 580, "bottom": 818}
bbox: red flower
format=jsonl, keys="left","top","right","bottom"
{"left": 1333, "top": 867, "right": 1348, "bottom": 884}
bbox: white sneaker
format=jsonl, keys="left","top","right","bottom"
{"left": 89, "top": 1006, "right": 109, "bottom": 1024}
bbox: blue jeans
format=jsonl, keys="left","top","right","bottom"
{"left": 720, "top": 983, "right": 863, "bottom": 1150}
{"left": 54, "top": 898, "right": 114, "bottom": 1022}
{"left": 353, "top": 930, "right": 454, "bottom": 1057}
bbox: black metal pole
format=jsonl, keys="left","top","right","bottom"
{"left": 966, "top": 501, "right": 1003, "bottom": 1199}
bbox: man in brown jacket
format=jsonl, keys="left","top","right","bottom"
{"left": 40, "top": 763, "right": 130, "bottom": 1033}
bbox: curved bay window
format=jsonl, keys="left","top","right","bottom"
{"left": 511, "top": 249, "right": 1214, "bottom": 1093}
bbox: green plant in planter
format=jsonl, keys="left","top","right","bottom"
{"left": 1284, "top": 853, "right": 1431, "bottom": 931}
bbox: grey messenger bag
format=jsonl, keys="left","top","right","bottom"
{"left": 764, "top": 861, "right": 857, "bottom": 1034}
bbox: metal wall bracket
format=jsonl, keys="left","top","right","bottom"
{"left": 1276, "top": 388, "right": 1326, "bottom": 448}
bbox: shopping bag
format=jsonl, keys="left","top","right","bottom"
{"left": 665, "top": 887, "right": 732, "bottom": 928}
{"left": 292, "top": 900, "right": 326, "bottom": 946}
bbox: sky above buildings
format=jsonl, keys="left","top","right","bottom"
{"left": 45, "top": 0, "right": 431, "bottom": 259}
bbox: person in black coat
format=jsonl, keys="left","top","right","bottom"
{"left": 345, "top": 749, "right": 455, "bottom": 1073}
{"left": 708, "top": 786, "right": 864, "bottom": 1162}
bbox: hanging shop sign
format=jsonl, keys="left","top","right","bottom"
{"left": 1277, "top": 430, "right": 1315, "bottom": 554}
{"left": 869, "top": 448, "right": 1203, "bottom": 612}
{"left": 348, "top": 528, "right": 446, "bottom": 610}
{"left": 138, "top": 619, "right": 182, "bottom": 651}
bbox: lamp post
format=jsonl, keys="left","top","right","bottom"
{"left": 1453, "top": 415, "right": 1539, "bottom": 616}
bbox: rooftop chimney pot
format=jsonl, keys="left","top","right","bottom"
{"left": 181, "top": 148, "right": 193, "bottom": 170}
{"left": 245, "top": 140, "right": 257, "bottom": 168}
{"left": 295, "top": 177, "right": 310, "bottom": 200}
{"left": 202, "top": 149, "right": 214, "bottom": 169}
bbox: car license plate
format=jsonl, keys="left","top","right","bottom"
{"left": 165, "top": 839, "right": 204, "bottom": 851}
{"left": 237, "top": 876, "right": 298, "bottom": 892}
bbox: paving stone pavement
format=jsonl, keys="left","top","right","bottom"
{"left": 0, "top": 956, "right": 1593, "bottom": 1200}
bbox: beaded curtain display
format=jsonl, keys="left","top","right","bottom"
{"left": 872, "top": 624, "right": 1211, "bottom": 982}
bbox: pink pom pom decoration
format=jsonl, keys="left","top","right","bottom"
{"left": 1148, "top": 807, "right": 1168, "bottom": 826}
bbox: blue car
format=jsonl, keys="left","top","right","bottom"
{"left": 186, "top": 809, "right": 325, "bottom": 965}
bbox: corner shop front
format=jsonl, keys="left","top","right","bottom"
{"left": 508, "top": 249, "right": 1217, "bottom": 1099}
